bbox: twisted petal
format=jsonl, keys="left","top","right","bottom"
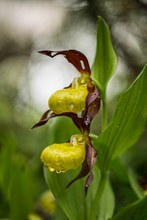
{"left": 31, "top": 110, "right": 55, "bottom": 129}
{"left": 67, "top": 136, "right": 97, "bottom": 193}
{"left": 31, "top": 109, "right": 84, "bottom": 132}
{"left": 82, "top": 86, "right": 101, "bottom": 132}
{"left": 38, "top": 50, "right": 91, "bottom": 76}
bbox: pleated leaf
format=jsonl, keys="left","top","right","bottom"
{"left": 44, "top": 167, "right": 86, "bottom": 220}
{"left": 92, "top": 16, "right": 117, "bottom": 92}
{"left": 96, "top": 179, "right": 115, "bottom": 220}
{"left": 10, "top": 158, "right": 33, "bottom": 220}
{"left": 94, "top": 65, "right": 147, "bottom": 171}
{"left": 111, "top": 196, "right": 147, "bottom": 220}
{"left": 87, "top": 166, "right": 115, "bottom": 220}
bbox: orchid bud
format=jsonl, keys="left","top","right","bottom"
{"left": 39, "top": 191, "right": 56, "bottom": 215}
{"left": 40, "top": 134, "right": 86, "bottom": 173}
{"left": 48, "top": 86, "right": 88, "bottom": 114}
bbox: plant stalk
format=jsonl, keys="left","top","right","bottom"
{"left": 89, "top": 172, "right": 107, "bottom": 220}
{"left": 89, "top": 81, "right": 108, "bottom": 220}
{"left": 102, "top": 90, "right": 107, "bottom": 131}
{"left": 91, "top": 78, "right": 107, "bottom": 131}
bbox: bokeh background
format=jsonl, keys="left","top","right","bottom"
{"left": 0, "top": 0, "right": 147, "bottom": 219}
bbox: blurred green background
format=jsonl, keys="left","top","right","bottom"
{"left": 0, "top": 0, "right": 147, "bottom": 219}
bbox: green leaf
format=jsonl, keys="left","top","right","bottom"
{"left": 44, "top": 167, "right": 86, "bottom": 220}
{"left": 87, "top": 167, "right": 115, "bottom": 220}
{"left": 94, "top": 65, "right": 147, "bottom": 171}
{"left": 92, "top": 16, "right": 117, "bottom": 93}
{"left": 96, "top": 178, "right": 115, "bottom": 220}
{"left": 9, "top": 157, "right": 33, "bottom": 220}
{"left": 111, "top": 157, "right": 144, "bottom": 205}
{"left": 47, "top": 116, "right": 79, "bottom": 145}
{"left": 128, "top": 169, "right": 144, "bottom": 199}
{"left": 111, "top": 196, "right": 147, "bottom": 220}
{"left": 110, "top": 158, "right": 129, "bottom": 184}
{"left": 0, "top": 135, "right": 15, "bottom": 200}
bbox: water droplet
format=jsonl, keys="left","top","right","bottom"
{"left": 49, "top": 167, "right": 55, "bottom": 172}
{"left": 69, "top": 104, "right": 74, "bottom": 110}
{"left": 70, "top": 94, "right": 74, "bottom": 99}
{"left": 58, "top": 100, "right": 62, "bottom": 104}
{"left": 77, "top": 112, "right": 82, "bottom": 117}
{"left": 56, "top": 170, "right": 62, "bottom": 174}
{"left": 62, "top": 170, "right": 67, "bottom": 173}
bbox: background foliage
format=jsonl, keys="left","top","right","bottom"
{"left": 0, "top": 0, "right": 147, "bottom": 220}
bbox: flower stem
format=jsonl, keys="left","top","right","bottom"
{"left": 88, "top": 171, "right": 108, "bottom": 220}
{"left": 102, "top": 90, "right": 107, "bottom": 131}
{"left": 91, "top": 77, "right": 107, "bottom": 131}
{"left": 89, "top": 80, "right": 108, "bottom": 219}
{"left": 89, "top": 133, "right": 98, "bottom": 139}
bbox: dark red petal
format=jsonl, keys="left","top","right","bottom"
{"left": 38, "top": 50, "right": 91, "bottom": 76}
{"left": 31, "top": 110, "right": 56, "bottom": 129}
{"left": 31, "top": 110, "right": 84, "bottom": 132}
{"left": 66, "top": 139, "right": 97, "bottom": 193}
{"left": 40, "top": 109, "right": 50, "bottom": 120}
{"left": 66, "top": 156, "right": 90, "bottom": 189}
{"left": 86, "top": 143, "right": 97, "bottom": 170}
{"left": 82, "top": 87, "right": 100, "bottom": 131}
{"left": 85, "top": 172, "right": 93, "bottom": 194}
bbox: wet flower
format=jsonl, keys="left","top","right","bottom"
{"left": 48, "top": 83, "right": 88, "bottom": 114}
{"left": 41, "top": 134, "right": 86, "bottom": 173}
{"left": 32, "top": 50, "right": 100, "bottom": 192}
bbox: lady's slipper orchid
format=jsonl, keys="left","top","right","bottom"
{"left": 41, "top": 134, "right": 86, "bottom": 173}
{"left": 32, "top": 50, "right": 100, "bottom": 192}
{"left": 48, "top": 85, "right": 88, "bottom": 114}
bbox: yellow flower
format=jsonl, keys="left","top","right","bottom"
{"left": 39, "top": 190, "right": 56, "bottom": 215}
{"left": 48, "top": 85, "right": 88, "bottom": 114}
{"left": 41, "top": 134, "right": 86, "bottom": 173}
{"left": 32, "top": 50, "right": 100, "bottom": 191}
{"left": 28, "top": 213, "right": 42, "bottom": 220}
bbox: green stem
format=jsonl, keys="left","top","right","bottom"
{"left": 91, "top": 77, "right": 107, "bottom": 131}
{"left": 92, "top": 77, "right": 103, "bottom": 92}
{"left": 89, "top": 172, "right": 108, "bottom": 220}
{"left": 89, "top": 133, "right": 98, "bottom": 139}
{"left": 89, "top": 79, "right": 108, "bottom": 219}
{"left": 84, "top": 193, "right": 88, "bottom": 220}
{"left": 102, "top": 90, "right": 107, "bottom": 131}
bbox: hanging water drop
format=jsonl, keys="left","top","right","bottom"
{"left": 56, "top": 170, "right": 62, "bottom": 174}
{"left": 48, "top": 167, "right": 55, "bottom": 172}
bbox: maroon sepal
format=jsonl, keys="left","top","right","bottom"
{"left": 85, "top": 172, "right": 94, "bottom": 194}
{"left": 38, "top": 50, "right": 91, "bottom": 76}
{"left": 32, "top": 110, "right": 84, "bottom": 132}
{"left": 31, "top": 110, "right": 55, "bottom": 129}
{"left": 85, "top": 143, "right": 97, "bottom": 193}
{"left": 66, "top": 156, "right": 90, "bottom": 189}
{"left": 82, "top": 87, "right": 100, "bottom": 131}
{"left": 66, "top": 139, "right": 97, "bottom": 194}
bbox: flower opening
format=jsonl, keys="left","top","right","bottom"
{"left": 41, "top": 134, "right": 86, "bottom": 173}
